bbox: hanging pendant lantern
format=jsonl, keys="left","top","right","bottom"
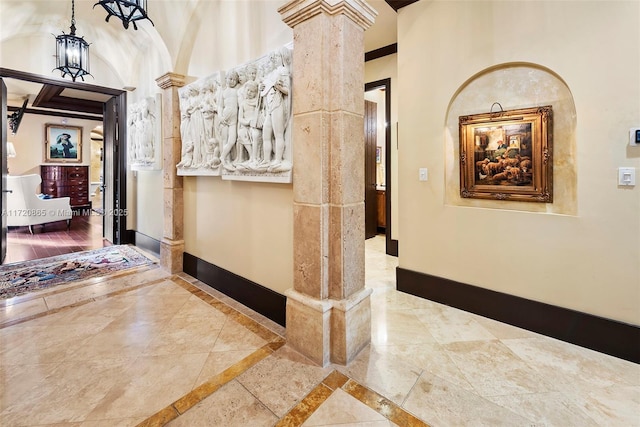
{"left": 54, "top": 0, "right": 91, "bottom": 82}
{"left": 94, "top": 0, "right": 154, "bottom": 30}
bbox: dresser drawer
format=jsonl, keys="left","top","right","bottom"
{"left": 42, "top": 170, "right": 64, "bottom": 180}
{"left": 67, "top": 166, "right": 88, "bottom": 176}
{"left": 70, "top": 198, "right": 89, "bottom": 206}
{"left": 40, "top": 165, "right": 89, "bottom": 207}
{"left": 67, "top": 178, "right": 88, "bottom": 186}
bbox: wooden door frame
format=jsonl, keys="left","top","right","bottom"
{"left": 104, "top": 93, "right": 128, "bottom": 244}
{"left": 365, "top": 78, "right": 397, "bottom": 256}
{"left": 0, "top": 68, "right": 128, "bottom": 245}
{"left": 1, "top": 79, "right": 7, "bottom": 264}
{"left": 364, "top": 99, "right": 378, "bottom": 239}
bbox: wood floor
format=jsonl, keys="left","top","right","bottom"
{"left": 4, "top": 212, "right": 108, "bottom": 265}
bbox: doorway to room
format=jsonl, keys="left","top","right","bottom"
{"left": 365, "top": 78, "right": 397, "bottom": 256}
{"left": 0, "top": 68, "right": 128, "bottom": 265}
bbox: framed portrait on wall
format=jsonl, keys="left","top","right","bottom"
{"left": 45, "top": 124, "right": 82, "bottom": 163}
{"left": 459, "top": 106, "right": 553, "bottom": 202}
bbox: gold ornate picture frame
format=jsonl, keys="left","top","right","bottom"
{"left": 459, "top": 106, "right": 553, "bottom": 202}
{"left": 45, "top": 123, "right": 82, "bottom": 163}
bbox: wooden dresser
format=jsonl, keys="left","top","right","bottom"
{"left": 40, "top": 165, "right": 91, "bottom": 209}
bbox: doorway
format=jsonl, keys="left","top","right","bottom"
{"left": 365, "top": 79, "right": 397, "bottom": 256}
{"left": 364, "top": 99, "right": 378, "bottom": 239}
{"left": 0, "top": 68, "right": 128, "bottom": 264}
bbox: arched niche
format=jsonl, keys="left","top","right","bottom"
{"left": 445, "top": 63, "right": 577, "bottom": 215}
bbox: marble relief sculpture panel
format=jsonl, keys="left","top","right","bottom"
{"left": 176, "top": 44, "right": 293, "bottom": 183}
{"left": 129, "top": 94, "right": 162, "bottom": 171}
{"left": 177, "top": 73, "right": 223, "bottom": 176}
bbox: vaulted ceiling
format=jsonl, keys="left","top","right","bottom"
{"left": 2, "top": 0, "right": 414, "bottom": 117}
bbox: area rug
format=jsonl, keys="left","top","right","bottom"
{"left": 0, "top": 245, "right": 155, "bottom": 300}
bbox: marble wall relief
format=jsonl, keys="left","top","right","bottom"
{"left": 176, "top": 44, "right": 293, "bottom": 183}
{"left": 129, "top": 94, "right": 162, "bottom": 171}
{"left": 177, "top": 72, "right": 223, "bottom": 176}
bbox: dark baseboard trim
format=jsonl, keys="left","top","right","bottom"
{"left": 183, "top": 252, "right": 287, "bottom": 327}
{"left": 387, "top": 238, "right": 398, "bottom": 257}
{"left": 365, "top": 43, "right": 397, "bottom": 62}
{"left": 124, "top": 229, "right": 135, "bottom": 245}
{"left": 127, "top": 230, "right": 161, "bottom": 257}
{"left": 397, "top": 267, "right": 640, "bottom": 363}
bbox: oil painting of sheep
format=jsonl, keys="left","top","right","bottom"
{"left": 459, "top": 106, "right": 553, "bottom": 202}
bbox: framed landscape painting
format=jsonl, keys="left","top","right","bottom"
{"left": 459, "top": 106, "right": 553, "bottom": 202}
{"left": 45, "top": 124, "right": 82, "bottom": 163}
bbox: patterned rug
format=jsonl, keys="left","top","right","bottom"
{"left": 0, "top": 245, "right": 155, "bottom": 300}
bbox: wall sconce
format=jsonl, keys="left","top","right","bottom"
{"left": 94, "top": 0, "right": 154, "bottom": 30}
{"left": 54, "top": 0, "right": 91, "bottom": 82}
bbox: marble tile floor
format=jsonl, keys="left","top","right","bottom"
{"left": 0, "top": 235, "right": 638, "bottom": 426}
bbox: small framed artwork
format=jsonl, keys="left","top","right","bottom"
{"left": 459, "top": 105, "right": 553, "bottom": 202}
{"left": 45, "top": 124, "right": 82, "bottom": 163}
{"left": 376, "top": 146, "right": 382, "bottom": 164}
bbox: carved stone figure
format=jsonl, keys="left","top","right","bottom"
{"left": 186, "top": 84, "right": 206, "bottom": 169}
{"left": 218, "top": 71, "right": 240, "bottom": 171}
{"left": 140, "top": 98, "right": 155, "bottom": 161}
{"left": 257, "top": 47, "right": 292, "bottom": 173}
{"left": 176, "top": 141, "right": 194, "bottom": 168}
{"left": 236, "top": 80, "right": 261, "bottom": 169}
{"left": 128, "top": 96, "right": 160, "bottom": 170}
{"left": 201, "top": 78, "right": 221, "bottom": 169}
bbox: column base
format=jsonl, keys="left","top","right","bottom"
{"left": 285, "top": 289, "right": 333, "bottom": 366}
{"left": 330, "top": 287, "right": 372, "bottom": 365}
{"left": 285, "top": 288, "right": 372, "bottom": 366}
{"left": 160, "top": 239, "right": 184, "bottom": 274}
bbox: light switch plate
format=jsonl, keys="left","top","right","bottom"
{"left": 419, "top": 168, "right": 428, "bottom": 181}
{"left": 618, "top": 167, "right": 636, "bottom": 186}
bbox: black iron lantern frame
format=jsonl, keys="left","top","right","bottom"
{"left": 54, "top": 0, "right": 91, "bottom": 82}
{"left": 94, "top": 0, "right": 154, "bottom": 30}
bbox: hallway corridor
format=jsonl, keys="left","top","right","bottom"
{"left": 0, "top": 236, "right": 638, "bottom": 426}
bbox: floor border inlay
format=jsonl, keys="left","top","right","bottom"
{"left": 276, "top": 370, "right": 430, "bottom": 427}
{"left": 134, "top": 276, "right": 287, "bottom": 426}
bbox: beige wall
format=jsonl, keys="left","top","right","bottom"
{"left": 131, "top": 170, "right": 163, "bottom": 239}
{"left": 397, "top": 1, "right": 640, "bottom": 324}
{"left": 183, "top": 178, "right": 293, "bottom": 294}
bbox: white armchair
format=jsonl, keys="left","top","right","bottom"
{"left": 5, "top": 174, "right": 73, "bottom": 234}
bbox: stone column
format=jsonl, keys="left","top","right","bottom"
{"left": 156, "top": 72, "right": 186, "bottom": 273}
{"left": 279, "top": 0, "right": 376, "bottom": 366}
